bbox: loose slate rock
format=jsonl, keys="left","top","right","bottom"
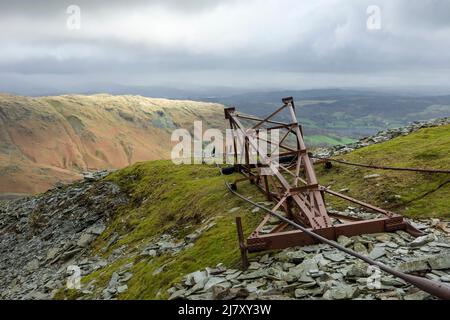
{"left": 324, "top": 252, "right": 346, "bottom": 262}
{"left": 337, "top": 235, "right": 353, "bottom": 247}
{"left": 427, "top": 254, "right": 450, "bottom": 270}
{"left": 369, "top": 247, "right": 386, "bottom": 260}
{"left": 204, "top": 277, "right": 226, "bottom": 291}
{"left": 324, "top": 285, "right": 358, "bottom": 300}
{"left": 410, "top": 234, "right": 435, "bottom": 247}
{"left": 398, "top": 258, "right": 430, "bottom": 273}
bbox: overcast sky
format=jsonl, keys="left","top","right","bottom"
{"left": 1, "top": 0, "right": 450, "bottom": 94}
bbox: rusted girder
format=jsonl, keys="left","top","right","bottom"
{"left": 225, "top": 181, "right": 450, "bottom": 300}
{"left": 225, "top": 97, "right": 421, "bottom": 244}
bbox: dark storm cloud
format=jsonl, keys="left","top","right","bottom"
{"left": 0, "top": 0, "right": 449, "bottom": 91}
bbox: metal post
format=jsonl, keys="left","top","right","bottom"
{"left": 235, "top": 216, "right": 249, "bottom": 270}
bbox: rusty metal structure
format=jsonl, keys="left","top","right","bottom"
{"left": 222, "top": 97, "right": 450, "bottom": 299}
{"left": 224, "top": 97, "right": 423, "bottom": 254}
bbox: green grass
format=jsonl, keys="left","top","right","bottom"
{"left": 305, "top": 135, "right": 356, "bottom": 146}
{"left": 316, "top": 124, "right": 450, "bottom": 218}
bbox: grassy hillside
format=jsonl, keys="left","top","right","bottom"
{"left": 56, "top": 161, "right": 264, "bottom": 300}
{"left": 316, "top": 124, "right": 450, "bottom": 218}
{"left": 0, "top": 94, "right": 224, "bottom": 195}
{"left": 56, "top": 124, "right": 449, "bottom": 300}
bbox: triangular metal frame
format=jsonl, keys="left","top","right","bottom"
{"left": 224, "top": 97, "right": 422, "bottom": 255}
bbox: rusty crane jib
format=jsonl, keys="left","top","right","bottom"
{"left": 224, "top": 97, "right": 422, "bottom": 252}
{"left": 222, "top": 97, "right": 450, "bottom": 300}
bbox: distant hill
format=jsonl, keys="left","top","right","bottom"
{"left": 0, "top": 94, "right": 224, "bottom": 195}
{"left": 202, "top": 89, "right": 450, "bottom": 146}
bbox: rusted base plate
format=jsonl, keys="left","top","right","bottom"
{"left": 246, "top": 217, "right": 422, "bottom": 253}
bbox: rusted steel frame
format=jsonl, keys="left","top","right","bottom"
{"left": 253, "top": 196, "right": 287, "bottom": 234}
{"left": 228, "top": 102, "right": 344, "bottom": 229}
{"left": 294, "top": 152, "right": 303, "bottom": 187}
{"left": 284, "top": 102, "right": 329, "bottom": 222}
{"left": 322, "top": 187, "right": 397, "bottom": 218}
{"left": 289, "top": 184, "right": 320, "bottom": 194}
{"left": 294, "top": 190, "right": 329, "bottom": 224}
{"left": 230, "top": 114, "right": 294, "bottom": 191}
{"left": 224, "top": 107, "right": 236, "bottom": 119}
{"left": 228, "top": 118, "right": 243, "bottom": 165}
{"left": 235, "top": 217, "right": 249, "bottom": 270}
{"left": 237, "top": 167, "right": 278, "bottom": 200}
{"left": 257, "top": 136, "right": 296, "bottom": 152}
{"left": 262, "top": 174, "right": 271, "bottom": 200}
{"left": 261, "top": 159, "right": 327, "bottom": 229}
{"left": 229, "top": 184, "right": 450, "bottom": 299}
{"left": 244, "top": 137, "right": 250, "bottom": 172}
{"left": 235, "top": 113, "right": 289, "bottom": 126}
{"left": 279, "top": 163, "right": 298, "bottom": 178}
{"left": 279, "top": 150, "right": 300, "bottom": 157}
{"left": 253, "top": 214, "right": 272, "bottom": 234}
{"left": 284, "top": 102, "right": 330, "bottom": 225}
{"left": 268, "top": 175, "right": 284, "bottom": 200}
{"left": 289, "top": 193, "right": 327, "bottom": 228}
{"left": 265, "top": 123, "right": 298, "bottom": 131}
{"left": 252, "top": 103, "right": 288, "bottom": 130}
{"left": 258, "top": 126, "right": 294, "bottom": 156}
{"left": 314, "top": 156, "right": 450, "bottom": 174}
{"left": 247, "top": 218, "right": 392, "bottom": 250}
{"left": 270, "top": 222, "right": 290, "bottom": 233}
{"left": 322, "top": 188, "right": 423, "bottom": 236}
{"left": 279, "top": 127, "right": 294, "bottom": 146}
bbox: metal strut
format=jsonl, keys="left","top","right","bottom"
{"left": 220, "top": 97, "right": 450, "bottom": 299}
{"left": 224, "top": 97, "right": 423, "bottom": 255}
{"left": 224, "top": 180, "right": 450, "bottom": 300}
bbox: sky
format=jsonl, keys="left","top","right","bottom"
{"left": 1, "top": 0, "right": 450, "bottom": 95}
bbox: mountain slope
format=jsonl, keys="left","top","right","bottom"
{"left": 1, "top": 121, "right": 449, "bottom": 300}
{"left": 0, "top": 94, "right": 224, "bottom": 195}
{"left": 80, "top": 123, "right": 450, "bottom": 299}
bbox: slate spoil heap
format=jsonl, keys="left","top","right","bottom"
{"left": 169, "top": 218, "right": 450, "bottom": 300}
{"left": 0, "top": 171, "right": 128, "bottom": 299}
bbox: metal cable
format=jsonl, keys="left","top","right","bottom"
{"left": 312, "top": 156, "right": 450, "bottom": 174}
{"left": 218, "top": 165, "right": 450, "bottom": 299}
